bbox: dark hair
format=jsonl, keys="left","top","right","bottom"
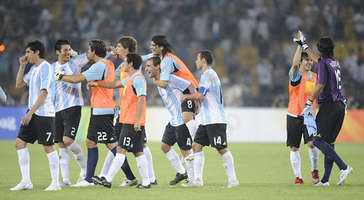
{"left": 118, "top": 36, "right": 137, "bottom": 53}
{"left": 151, "top": 35, "right": 173, "bottom": 56}
{"left": 55, "top": 39, "right": 71, "bottom": 52}
{"left": 198, "top": 50, "right": 214, "bottom": 65}
{"left": 89, "top": 39, "right": 106, "bottom": 58}
{"left": 26, "top": 40, "right": 45, "bottom": 58}
{"left": 149, "top": 56, "right": 161, "bottom": 66}
{"left": 126, "top": 53, "right": 142, "bottom": 70}
{"left": 317, "top": 37, "right": 334, "bottom": 57}
{"left": 301, "top": 52, "right": 309, "bottom": 60}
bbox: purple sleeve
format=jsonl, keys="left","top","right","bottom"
{"left": 316, "top": 60, "right": 327, "bottom": 86}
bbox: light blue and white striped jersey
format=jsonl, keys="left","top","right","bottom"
{"left": 157, "top": 75, "right": 190, "bottom": 126}
{"left": 198, "top": 68, "right": 226, "bottom": 125}
{"left": 53, "top": 60, "right": 84, "bottom": 112}
{"left": 23, "top": 60, "right": 55, "bottom": 117}
{"left": 160, "top": 56, "right": 176, "bottom": 81}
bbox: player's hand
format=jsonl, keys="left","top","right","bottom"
{"left": 293, "top": 30, "right": 308, "bottom": 50}
{"left": 87, "top": 81, "right": 98, "bottom": 87}
{"left": 21, "top": 112, "right": 33, "bottom": 126}
{"left": 19, "top": 55, "right": 28, "bottom": 67}
{"left": 70, "top": 49, "right": 78, "bottom": 58}
{"left": 55, "top": 71, "right": 64, "bottom": 81}
{"left": 134, "top": 123, "right": 141, "bottom": 132}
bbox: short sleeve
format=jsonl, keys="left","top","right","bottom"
{"left": 160, "top": 57, "right": 175, "bottom": 81}
{"left": 132, "top": 76, "right": 147, "bottom": 96}
{"left": 169, "top": 75, "right": 190, "bottom": 92}
{"left": 39, "top": 64, "right": 52, "bottom": 91}
{"left": 82, "top": 62, "right": 106, "bottom": 81}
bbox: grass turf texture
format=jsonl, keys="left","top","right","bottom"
{"left": 0, "top": 141, "right": 363, "bottom": 200}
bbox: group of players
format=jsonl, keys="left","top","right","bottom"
{"left": 10, "top": 34, "right": 239, "bottom": 191}
{"left": 286, "top": 31, "right": 353, "bottom": 186}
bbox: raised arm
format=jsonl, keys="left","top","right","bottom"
{"left": 16, "top": 56, "right": 28, "bottom": 88}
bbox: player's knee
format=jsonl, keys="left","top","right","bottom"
{"left": 290, "top": 146, "right": 299, "bottom": 151}
{"left": 58, "top": 142, "right": 66, "bottom": 148}
{"left": 117, "top": 146, "right": 127, "bottom": 154}
{"left": 217, "top": 148, "right": 227, "bottom": 155}
{"left": 161, "top": 143, "right": 171, "bottom": 153}
{"left": 43, "top": 145, "right": 55, "bottom": 154}
{"left": 15, "top": 138, "right": 26, "bottom": 150}
{"left": 192, "top": 142, "right": 203, "bottom": 152}
{"left": 62, "top": 136, "right": 74, "bottom": 147}
{"left": 182, "top": 112, "right": 193, "bottom": 123}
{"left": 106, "top": 142, "right": 117, "bottom": 150}
{"left": 86, "top": 139, "right": 97, "bottom": 148}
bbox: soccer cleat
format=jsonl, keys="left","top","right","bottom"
{"left": 169, "top": 172, "right": 188, "bottom": 186}
{"left": 136, "top": 183, "right": 151, "bottom": 189}
{"left": 60, "top": 181, "right": 71, "bottom": 188}
{"left": 44, "top": 183, "right": 62, "bottom": 191}
{"left": 10, "top": 182, "right": 33, "bottom": 191}
{"left": 337, "top": 165, "right": 353, "bottom": 186}
{"left": 311, "top": 170, "right": 320, "bottom": 184}
{"left": 92, "top": 176, "right": 106, "bottom": 185}
{"left": 99, "top": 178, "right": 112, "bottom": 188}
{"left": 71, "top": 180, "right": 94, "bottom": 187}
{"left": 150, "top": 180, "right": 158, "bottom": 185}
{"left": 120, "top": 178, "right": 138, "bottom": 187}
{"left": 294, "top": 177, "right": 304, "bottom": 184}
{"left": 181, "top": 180, "right": 200, "bottom": 188}
{"left": 226, "top": 180, "right": 240, "bottom": 188}
{"left": 314, "top": 181, "right": 330, "bottom": 187}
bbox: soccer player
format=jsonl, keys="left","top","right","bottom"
{"left": 11, "top": 40, "right": 60, "bottom": 191}
{"left": 52, "top": 39, "right": 88, "bottom": 186}
{"left": 150, "top": 35, "right": 200, "bottom": 135}
{"left": 294, "top": 31, "right": 353, "bottom": 186}
{"left": 95, "top": 36, "right": 157, "bottom": 186}
{"left": 92, "top": 53, "right": 151, "bottom": 189}
{"left": 55, "top": 39, "right": 118, "bottom": 187}
{"left": 286, "top": 46, "right": 320, "bottom": 184}
{"left": 182, "top": 50, "right": 239, "bottom": 188}
{"left": 145, "top": 56, "right": 195, "bottom": 186}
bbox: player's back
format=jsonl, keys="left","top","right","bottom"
{"left": 199, "top": 68, "right": 226, "bottom": 125}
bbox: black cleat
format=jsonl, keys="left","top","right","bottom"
{"left": 150, "top": 180, "right": 158, "bottom": 185}
{"left": 92, "top": 176, "right": 106, "bottom": 185}
{"left": 169, "top": 173, "right": 188, "bottom": 186}
{"left": 136, "top": 183, "right": 151, "bottom": 189}
{"left": 97, "top": 176, "right": 112, "bottom": 188}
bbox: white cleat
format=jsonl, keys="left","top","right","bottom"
{"left": 71, "top": 180, "right": 94, "bottom": 187}
{"left": 181, "top": 180, "right": 196, "bottom": 188}
{"left": 10, "top": 182, "right": 33, "bottom": 191}
{"left": 76, "top": 173, "right": 86, "bottom": 184}
{"left": 226, "top": 180, "right": 240, "bottom": 188}
{"left": 337, "top": 166, "right": 353, "bottom": 186}
{"left": 314, "top": 181, "right": 330, "bottom": 187}
{"left": 120, "top": 179, "right": 138, "bottom": 187}
{"left": 44, "top": 183, "right": 62, "bottom": 191}
{"left": 60, "top": 181, "right": 71, "bottom": 188}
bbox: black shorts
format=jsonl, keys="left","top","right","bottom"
{"left": 316, "top": 101, "right": 345, "bottom": 144}
{"left": 286, "top": 115, "right": 312, "bottom": 147}
{"left": 181, "top": 100, "right": 196, "bottom": 113}
{"left": 194, "top": 124, "right": 227, "bottom": 150}
{"left": 118, "top": 124, "right": 145, "bottom": 153}
{"left": 87, "top": 114, "right": 116, "bottom": 144}
{"left": 17, "top": 114, "right": 55, "bottom": 145}
{"left": 55, "top": 106, "right": 81, "bottom": 143}
{"left": 162, "top": 123, "right": 192, "bottom": 150}
{"left": 115, "top": 121, "right": 147, "bottom": 144}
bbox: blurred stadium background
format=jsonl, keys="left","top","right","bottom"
{"left": 0, "top": 1, "right": 364, "bottom": 199}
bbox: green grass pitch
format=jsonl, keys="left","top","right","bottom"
{"left": 0, "top": 141, "right": 363, "bottom": 200}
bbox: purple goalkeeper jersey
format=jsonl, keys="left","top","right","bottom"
{"left": 316, "top": 57, "right": 346, "bottom": 104}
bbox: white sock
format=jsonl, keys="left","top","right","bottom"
{"left": 183, "top": 153, "right": 194, "bottom": 182}
{"left": 136, "top": 155, "right": 150, "bottom": 186}
{"left": 165, "top": 149, "right": 186, "bottom": 174}
{"left": 68, "top": 142, "right": 87, "bottom": 176}
{"left": 105, "top": 153, "right": 125, "bottom": 182}
{"left": 308, "top": 147, "right": 319, "bottom": 171}
{"left": 193, "top": 151, "right": 204, "bottom": 182}
{"left": 47, "top": 150, "right": 60, "bottom": 185}
{"left": 59, "top": 148, "right": 70, "bottom": 183}
{"left": 143, "top": 146, "right": 156, "bottom": 182}
{"left": 290, "top": 151, "right": 302, "bottom": 178}
{"left": 99, "top": 150, "right": 115, "bottom": 178}
{"left": 186, "top": 120, "right": 198, "bottom": 139}
{"left": 17, "top": 148, "right": 31, "bottom": 183}
{"left": 221, "top": 151, "right": 238, "bottom": 183}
